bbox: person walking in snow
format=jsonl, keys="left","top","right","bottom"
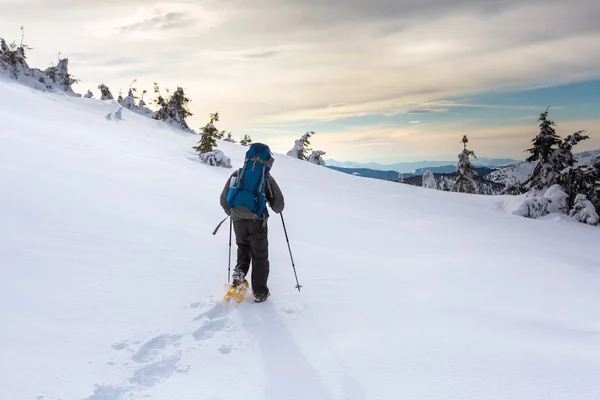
{"left": 220, "top": 143, "right": 285, "bottom": 303}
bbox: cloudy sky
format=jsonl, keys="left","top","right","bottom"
{"left": 2, "top": 0, "right": 600, "bottom": 162}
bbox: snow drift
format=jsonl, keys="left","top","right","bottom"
{"left": 1, "top": 76, "right": 600, "bottom": 400}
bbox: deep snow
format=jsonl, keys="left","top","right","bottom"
{"left": 1, "top": 77, "right": 600, "bottom": 400}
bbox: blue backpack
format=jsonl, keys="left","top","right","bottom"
{"left": 226, "top": 143, "right": 274, "bottom": 219}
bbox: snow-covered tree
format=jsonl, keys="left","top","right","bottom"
{"left": 439, "top": 178, "right": 451, "bottom": 191}
{"left": 193, "top": 112, "right": 230, "bottom": 167}
{"left": 0, "top": 38, "right": 29, "bottom": 79}
{"left": 43, "top": 57, "right": 79, "bottom": 96}
{"left": 307, "top": 150, "right": 326, "bottom": 166}
{"left": 152, "top": 82, "right": 167, "bottom": 108}
{"left": 153, "top": 86, "right": 193, "bottom": 131}
{"left": 544, "top": 184, "right": 568, "bottom": 214}
{"left": 121, "top": 88, "right": 136, "bottom": 109}
{"left": 397, "top": 173, "right": 404, "bottom": 183}
{"left": 570, "top": 194, "right": 599, "bottom": 225}
{"left": 84, "top": 90, "right": 93, "bottom": 99}
{"left": 452, "top": 135, "right": 478, "bottom": 194}
{"left": 193, "top": 112, "right": 222, "bottom": 153}
{"left": 287, "top": 131, "right": 314, "bottom": 160}
{"left": 422, "top": 170, "right": 437, "bottom": 189}
{"left": 560, "top": 162, "right": 599, "bottom": 210}
{"left": 98, "top": 84, "right": 114, "bottom": 100}
{"left": 240, "top": 134, "right": 252, "bottom": 146}
{"left": 524, "top": 109, "right": 589, "bottom": 194}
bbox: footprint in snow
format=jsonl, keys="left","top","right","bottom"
{"left": 129, "top": 356, "right": 181, "bottom": 388}
{"left": 132, "top": 333, "right": 183, "bottom": 364}
{"left": 195, "top": 301, "right": 229, "bottom": 321}
{"left": 193, "top": 317, "right": 230, "bottom": 340}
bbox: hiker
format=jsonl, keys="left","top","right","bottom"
{"left": 220, "top": 143, "right": 285, "bottom": 302}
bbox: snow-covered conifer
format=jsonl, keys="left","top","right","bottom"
{"left": 98, "top": 84, "right": 114, "bottom": 100}
{"left": 452, "top": 135, "right": 478, "bottom": 194}
{"left": 0, "top": 38, "right": 30, "bottom": 79}
{"left": 570, "top": 194, "right": 599, "bottom": 225}
{"left": 287, "top": 131, "right": 314, "bottom": 160}
{"left": 524, "top": 109, "right": 589, "bottom": 194}
{"left": 543, "top": 184, "right": 568, "bottom": 214}
{"left": 397, "top": 173, "right": 404, "bottom": 183}
{"left": 307, "top": 150, "right": 326, "bottom": 166}
{"left": 422, "top": 170, "right": 437, "bottom": 189}
{"left": 43, "top": 58, "right": 79, "bottom": 96}
{"left": 121, "top": 88, "right": 136, "bottom": 109}
{"left": 240, "top": 134, "right": 252, "bottom": 146}
{"left": 193, "top": 113, "right": 230, "bottom": 167}
{"left": 153, "top": 86, "right": 193, "bottom": 131}
{"left": 84, "top": 90, "right": 93, "bottom": 99}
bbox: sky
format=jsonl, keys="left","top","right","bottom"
{"left": 2, "top": 0, "right": 600, "bottom": 163}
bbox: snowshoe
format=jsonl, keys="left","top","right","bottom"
{"left": 223, "top": 279, "right": 249, "bottom": 303}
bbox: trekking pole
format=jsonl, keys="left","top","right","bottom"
{"left": 228, "top": 217, "right": 232, "bottom": 284}
{"left": 280, "top": 213, "right": 302, "bottom": 292}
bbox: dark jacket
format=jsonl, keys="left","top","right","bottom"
{"left": 220, "top": 170, "right": 285, "bottom": 220}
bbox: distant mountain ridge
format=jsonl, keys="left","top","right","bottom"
{"left": 326, "top": 157, "right": 515, "bottom": 173}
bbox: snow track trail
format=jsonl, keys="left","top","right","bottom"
{"left": 84, "top": 298, "right": 353, "bottom": 400}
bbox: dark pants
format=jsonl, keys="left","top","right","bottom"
{"left": 233, "top": 219, "right": 270, "bottom": 296}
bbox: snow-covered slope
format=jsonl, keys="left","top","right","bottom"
{"left": 2, "top": 77, "right": 600, "bottom": 400}
{"left": 487, "top": 149, "right": 600, "bottom": 187}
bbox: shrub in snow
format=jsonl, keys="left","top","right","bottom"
{"left": 240, "top": 134, "right": 252, "bottom": 146}
{"left": 153, "top": 86, "right": 193, "bottom": 132}
{"left": 98, "top": 84, "right": 114, "bottom": 100}
{"left": 223, "top": 132, "right": 236, "bottom": 143}
{"left": 307, "top": 150, "right": 326, "bottom": 166}
{"left": 84, "top": 90, "right": 93, "bottom": 99}
{"left": 422, "top": 170, "right": 437, "bottom": 189}
{"left": 452, "top": 135, "right": 479, "bottom": 194}
{"left": 570, "top": 194, "right": 599, "bottom": 225}
{"left": 287, "top": 131, "right": 314, "bottom": 160}
{"left": 512, "top": 196, "right": 550, "bottom": 219}
{"left": 199, "top": 149, "right": 232, "bottom": 168}
{"left": 513, "top": 184, "right": 568, "bottom": 219}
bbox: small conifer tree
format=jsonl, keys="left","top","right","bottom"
{"left": 193, "top": 112, "right": 223, "bottom": 154}
{"left": 98, "top": 83, "right": 114, "bottom": 100}
{"left": 240, "top": 134, "right": 252, "bottom": 146}
{"left": 422, "top": 170, "right": 437, "bottom": 189}
{"left": 307, "top": 150, "right": 327, "bottom": 166}
{"left": 287, "top": 131, "right": 314, "bottom": 160}
{"left": 452, "top": 135, "right": 478, "bottom": 194}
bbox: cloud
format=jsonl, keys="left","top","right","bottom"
{"left": 119, "top": 12, "right": 195, "bottom": 33}
{"left": 1, "top": 0, "right": 599, "bottom": 161}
